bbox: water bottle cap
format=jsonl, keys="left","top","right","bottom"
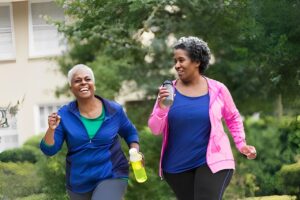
{"left": 129, "top": 148, "right": 138, "bottom": 154}
{"left": 129, "top": 148, "right": 142, "bottom": 161}
{"left": 163, "top": 80, "right": 172, "bottom": 86}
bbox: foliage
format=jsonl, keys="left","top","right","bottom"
{"left": 277, "top": 161, "right": 300, "bottom": 199}
{"left": 125, "top": 99, "right": 156, "bottom": 130}
{"left": 0, "top": 147, "right": 39, "bottom": 163}
{"left": 23, "top": 134, "right": 44, "bottom": 150}
{"left": 243, "top": 195, "right": 296, "bottom": 200}
{"left": 0, "top": 134, "right": 44, "bottom": 163}
{"left": 232, "top": 116, "right": 300, "bottom": 197}
{"left": 16, "top": 194, "right": 47, "bottom": 200}
{"left": 7, "top": 95, "right": 25, "bottom": 116}
{"left": 0, "top": 162, "right": 43, "bottom": 199}
{"left": 121, "top": 127, "right": 175, "bottom": 200}
{"left": 0, "top": 117, "right": 299, "bottom": 199}
{"left": 55, "top": 0, "right": 165, "bottom": 98}
{"left": 23, "top": 134, "right": 68, "bottom": 199}
{"left": 37, "top": 144, "right": 69, "bottom": 200}
{"left": 278, "top": 117, "right": 300, "bottom": 160}
{"left": 54, "top": 0, "right": 300, "bottom": 116}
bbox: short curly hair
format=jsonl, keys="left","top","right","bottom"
{"left": 173, "top": 36, "right": 211, "bottom": 74}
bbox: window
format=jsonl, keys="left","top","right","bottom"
{"left": 29, "top": 0, "right": 66, "bottom": 57}
{"left": 0, "top": 4, "right": 15, "bottom": 61}
{"left": 36, "top": 103, "right": 63, "bottom": 134}
{"left": 0, "top": 107, "right": 18, "bottom": 152}
{"left": 0, "top": 134, "right": 18, "bottom": 153}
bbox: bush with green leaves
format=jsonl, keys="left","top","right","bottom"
{"left": 37, "top": 144, "right": 69, "bottom": 200}
{"left": 232, "top": 116, "right": 300, "bottom": 197}
{"left": 23, "top": 134, "right": 44, "bottom": 150}
{"left": 277, "top": 161, "right": 300, "bottom": 199}
{"left": 123, "top": 127, "right": 175, "bottom": 200}
{"left": 0, "top": 162, "right": 43, "bottom": 199}
{"left": 0, "top": 147, "right": 39, "bottom": 163}
{"left": 0, "top": 135, "right": 44, "bottom": 163}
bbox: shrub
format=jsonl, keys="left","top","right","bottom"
{"left": 0, "top": 162, "right": 42, "bottom": 199}
{"left": 277, "top": 161, "right": 300, "bottom": 199}
{"left": 0, "top": 147, "right": 38, "bottom": 163}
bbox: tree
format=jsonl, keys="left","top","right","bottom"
{"left": 54, "top": 0, "right": 299, "bottom": 115}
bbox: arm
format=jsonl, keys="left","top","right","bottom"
{"left": 118, "top": 108, "right": 139, "bottom": 147}
{"left": 40, "top": 112, "right": 65, "bottom": 156}
{"left": 221, "top": 84, "right": 256, "bottom": 159}
{"left": 148, "top": 86, "right": 170, "bottom": 135}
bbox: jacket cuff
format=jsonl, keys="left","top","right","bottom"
{"left": 236, "top": 139, "right": 247, "bottom": 152}
{"left": 126, "top": 135, "right": 139, "bottom": 145}
{"left": 40, "top": 139, "right": 56, "bottom": 156}
{"left": 41, "top": 138, "right": 55, "bottom": 147}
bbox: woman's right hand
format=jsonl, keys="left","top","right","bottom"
{"left": 241, "top": 145, "right": 257, "bottom": 160}
{"left": 48, "top": 113, "right": 61, "bottom": 130}
{"left": 157, "top": 86, "right": 170, "bottom": 109}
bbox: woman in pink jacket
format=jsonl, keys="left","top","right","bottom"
{"left": 148, "top": 36, "right": 257, "bottom": 200}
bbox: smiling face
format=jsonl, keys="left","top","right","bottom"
{"left": 173, "top": 49, "right": 200, "bottom": 82}
{"left": 70, "top": 69, "right": 95, "bottom": 99}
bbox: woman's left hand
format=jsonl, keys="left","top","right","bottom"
{"left": 241, "top": 145, "right": 257, "bottom": 160}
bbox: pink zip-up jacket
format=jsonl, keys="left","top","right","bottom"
{"left": 148, "top": 77, "right": 247, "bottom": 177}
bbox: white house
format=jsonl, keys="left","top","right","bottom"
{"left": 0, "top": 0, "right": 70, "bottom": 152}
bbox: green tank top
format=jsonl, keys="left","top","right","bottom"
{"left": 80, "top": 107, "right": 105, "bottom": 139}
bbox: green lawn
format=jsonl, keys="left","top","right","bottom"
{"left": 243, "top": 195, "right": 296, "bottom": 200}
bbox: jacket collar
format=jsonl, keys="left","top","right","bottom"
{"left": 206, "top": 77, "right": 222, "bottom": 107}
{"left": 67, "top": 95, "right": 118, "bottom": 120}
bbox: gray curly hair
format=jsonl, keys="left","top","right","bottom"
{"left": 67, "top": 64, "right": 95, "bottom": 85}
{"left": 173, "top": 36, "right": 211, "bottom": 74}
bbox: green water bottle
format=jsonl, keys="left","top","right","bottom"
{"left": 129, "top": 148, "right": 147, "bottom": 183}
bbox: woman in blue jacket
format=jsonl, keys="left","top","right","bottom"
{"left": 40, "top": 64, "right": 140, "bottom": 200}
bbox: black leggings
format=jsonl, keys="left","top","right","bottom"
{"left": 163, "top": 165, "right": 233, "bottom": 200}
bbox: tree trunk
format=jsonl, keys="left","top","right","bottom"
{"left": 275, "top": 94, "right": 283, "bottom": 120}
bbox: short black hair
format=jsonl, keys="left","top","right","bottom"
{"left": 173, "top": 36, "right": 211, "bottom": 74}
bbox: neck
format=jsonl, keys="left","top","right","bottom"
{"left": 77, "top": 96, "right": 102, "bottom": 119}
{"left": 179, "top": 74, "right": 204, "bottom": 86}
{"left": 77, "top": 96, "right": 101, "bottom": 115}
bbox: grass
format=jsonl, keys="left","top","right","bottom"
{"left": 242, "top": 195, "right": 296, "bottom": 200}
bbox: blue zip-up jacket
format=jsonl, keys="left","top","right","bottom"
{"left": 40, "top": 96, "right": 139, "bottom": 193}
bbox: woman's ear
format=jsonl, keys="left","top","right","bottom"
{"left": 195, "top": 61, "right": 201, "bottom": 68}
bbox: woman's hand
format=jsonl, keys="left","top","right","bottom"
{"left": 43, "top": 113, "right": 60, "bottom": 146}
{"left": 129, "top": 143, "right": 145, "bottom": 166}
{"left": 48, "top": 113, "right": 61, "bottom": 130}
{"left": 241, "top": 145, "right": 257, "bottom": 160}
{"left": 157, "top": 86, "right": 170, "bottom": 109}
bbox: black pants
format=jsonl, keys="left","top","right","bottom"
{"left": 163, "top": 165, "right": 233, "bottom": 200}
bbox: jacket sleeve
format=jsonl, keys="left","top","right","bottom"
{"left": 147, "top": 99, "right": 169, "bottom": 135}
{"left": 220, "top": 84, "right": 246, "bottom": 152}
{"left": 40, "top": 110, "right": 65, "bottom": 156}
{"left": 118, "top": 107, "right": 139, "bottom": 146}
